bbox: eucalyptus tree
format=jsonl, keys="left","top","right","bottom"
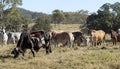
{"left": 0, "top": 0, "right": 22, "bottom": 31}
{"left": 110, "top": 2, "right": 120, "bottom": 30}
{"left": 97, "top": 3, "right": 114, "bottom": 32}
{"left": 87, "top": 3, "right": 114, "bottom": 32}
{"left": 21, "top": 14, "right": 32, "bottom": 31}
{"left": 31, "top": 14, "right": 51, "bottom": 31}
{"left": 52, "top": 9, "right": 65, "bottom": 24}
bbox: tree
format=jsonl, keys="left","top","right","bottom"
{"left": 20, "top": 14, "right": 32, "bottom": 31}
{"left": 110, "top": 2, "right": 120, "bottom": 30}
{"left": 52, "top": 9, "right": 65, "bottom": 24}
{"left": 78, "top": 10, "right": 88, "bottom": 28}
{"left": 31, "top": 14, "right": 51, "bottom": 31}
{"left": 86, "top": 3, "right": 114, "bottom": 33}
{"left": 0, "top": 0, "right": 22, "bottom": 31}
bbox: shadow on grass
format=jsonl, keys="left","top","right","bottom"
{"left": 105, "top": 39, "right": 112, "bottom": 42}
{"left": 0, "top": 55, "right": 13, "bottom": 59}
{"left": 0, "top": 55, "right": 13, "bottom": 62}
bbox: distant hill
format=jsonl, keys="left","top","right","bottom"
{"left": 18, "top": 7, "right": 44, "bottom": 19}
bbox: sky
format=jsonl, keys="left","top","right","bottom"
{"left": 19, "top": 0, "right": 120, "bottom": 14}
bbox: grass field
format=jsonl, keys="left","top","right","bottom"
{"left": 51, "top": 24, "right": 81, "bottom": 32}
{"left": 0, "top": 24, "right": 120, "bottom": 69}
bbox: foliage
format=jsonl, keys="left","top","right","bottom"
{"left": 31, "top": 14, "right": 51, "bottom": 31}
{"left": 0, "top": 0, "right": 22, "bottom": 31}
{"left": 63, "top": 10, "right": 88, "bottom": 24}
{"left": 21, "top": 14, "right": 32, "bottom": 31}
{"left": 52, "top": 9, "right": 65, "bottom": 24}
{"left": 86, "top": 2, "right": 120, "bottom": 33}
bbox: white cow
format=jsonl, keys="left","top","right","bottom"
{"left": 7, "top": 31, "right": 21, "bottom": 44}
{"left": 0, "top": 28, "right": 8, "bottom": 45}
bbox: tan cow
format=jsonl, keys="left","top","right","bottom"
{"left": 90, "top": 29, "right": 105, "bottom": 46}
{"left": 51, "top": 31, "right": 74, "bottom": 47}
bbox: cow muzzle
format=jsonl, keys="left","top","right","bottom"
{"left": 11, "top": 47, "right": 20, "bottom": 58}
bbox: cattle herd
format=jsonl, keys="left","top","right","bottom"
{"left": 0, "top": 27, "right": 120, "bottom": 58}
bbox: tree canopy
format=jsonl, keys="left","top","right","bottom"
{"left": 0, "top": 0, "right": 22, "bottom": 31}
{"left": 86, "top": 2, "right": 120, "bottom": 33}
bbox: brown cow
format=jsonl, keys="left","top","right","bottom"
{"left": 51, "top": 31, "right": 74, "bottom": 47}
{"left": 90, "top": 29, "right": 105, "bottom": 46}
{"left": 111, "top": 30, "right": 120, "bottom": 45}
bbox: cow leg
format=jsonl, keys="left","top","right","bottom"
{"left": 55, "top": 42, "right": 58, "bottom": 47}
{"left": 46, "top": 46, "right": 49, "bottom": 54}
{"left": 49, "top": 46, "right": 52, "bottom": 53}
{"left": 95, "top": 39, "right": 98, "bottom": 46}
{"left": 77, "top": 40, "right": 80, "bottom": 46}
{"left": 22, "top": 52, "right": 25, "bottom": 56}
{"left": 45, "top": 46, "right": 52, "bottom": 54}
{"left": 47, "top": 42, "right": 52, "bottom": 53}
{"left": 115, "top": 40, "right": 117, "bottom": 45}
{"left": 70, "top": 41, "right": 74, "bottom": 48}
{"left": 77, "top": 43, "right": 80, "bottom": 46}
{"left": 31, "top": 48, "right": 35, "bottom": 57}
{"left": 113, "top": 38, "right": 117, "bottom": 45}
{"left": 13, "top": 37, "right": 16, "bottom": 44}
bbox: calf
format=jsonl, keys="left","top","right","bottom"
{"left": 72, "top": 32, "right": 83, "bottom": 46}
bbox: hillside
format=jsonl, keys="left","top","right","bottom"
{"left": 18, "top": 7, "right": 44, "bottom": 19}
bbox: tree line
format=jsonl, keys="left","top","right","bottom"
{"left": 0, "top": 0, "right": 120, "bottom": 33}
{"left": 0, "top": 0, "right": 89, "bottom": 31}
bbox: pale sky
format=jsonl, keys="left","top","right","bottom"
{"left": 19, "top": 0, "right": 120, "bottom": 14}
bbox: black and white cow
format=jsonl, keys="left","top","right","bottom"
{"left": 11, "top": 30, "right": 52, "bottom": 58}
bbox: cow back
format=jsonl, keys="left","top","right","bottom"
{"left": 91, "top": 30, "right": 105, "bottom": 41}
{"left": 51, "top": 31, "right": 70, "bottom": 44}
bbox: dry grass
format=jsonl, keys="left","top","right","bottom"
{"left": 51, "top": 24, "right": 80, "bottom": 32}
{"left": 0, "top": 24, "right": 120, "bottom": 69}
{"left": 0, "top": 44, "right": 120, "bottom": 69}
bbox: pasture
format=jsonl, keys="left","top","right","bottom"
{"left": 0, "top": 24, "right": 120, "bottom": 69}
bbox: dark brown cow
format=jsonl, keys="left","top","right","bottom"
{"left": 111, "top": 30, "right": 120, "bottom": 45}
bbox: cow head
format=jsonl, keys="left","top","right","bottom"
{"left": 31, "top": 37, "right": 45, "bottom": 52}
{"left": 11, "top": 47, "right": 20, "bottom": 58}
